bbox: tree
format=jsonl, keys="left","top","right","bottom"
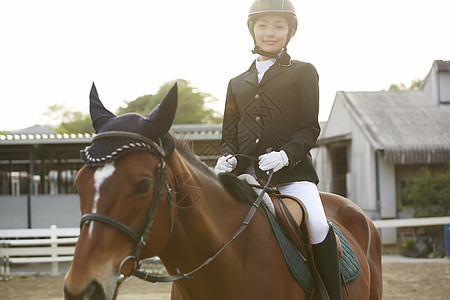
{"left": 401, "top": 164, "right": 450, "bottom": 217}
{"left": 41, "top": 79, "right": 222, "bottom": 133}
{"left": 55, "top": 112, "right": 94, "bottom": 134}
{"left": 389, "top": 78, "right": 424, "bottom": 91}
{"left": 400, "top": 164, "right": 450, "bottom": 258}
{"left": 117, "top": 79, "right": 222, "bottom": 124}
{"left": 41, "top": 102, "right": 94, "bottom": 134}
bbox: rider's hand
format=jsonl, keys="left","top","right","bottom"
{"left": 258, "top": 150, "right": 289, "bottom": 173}
{"left": 214, "top": 154, "right": 237, "bottom": 175}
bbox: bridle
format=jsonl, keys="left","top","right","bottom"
{"left": 80, "top": 131, "right": 173, "bottom": 282}
{"left": 79, "top": 131, "right": 274, "bottom": 284}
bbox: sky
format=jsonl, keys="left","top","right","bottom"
{"left": 0, "top": 0, "right": 449, "bottom": 131}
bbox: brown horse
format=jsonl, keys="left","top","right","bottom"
{"left": 64, "top": 83, "right": 382, "bottom": 299}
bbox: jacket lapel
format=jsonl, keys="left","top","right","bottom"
{"left": 243, "top": 60, "right": 286, "bottom": 87}
{"left": 244, "top": 61, "right": 259, "bottom": 87}
{"left": 260, "top": 62, "right": 284, "bottom": 87}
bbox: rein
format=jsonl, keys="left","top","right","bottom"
{"left": 133, "top": 169, "right": 274, "bottom": 283}
{"left": 132, "top": 152, "right": 275, "bottom": 283}
{"left": 80, "top": 133, "right": 274, "bottom": 284}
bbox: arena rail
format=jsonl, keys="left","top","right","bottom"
{"left": 2, "top": 216, "right": 449, "bottom": 280}
{"left": 0, "top": 225, "right": 79, "bottom": 280}
{"left": 372, "top": 216, "right": 450, "bottom": 229}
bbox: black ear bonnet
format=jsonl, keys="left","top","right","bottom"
{"left": 81, "top": 83, "right": 178, "bottom": 166}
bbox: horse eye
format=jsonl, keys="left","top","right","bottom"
{"left": 135, "top": 179, "right": 152, "bottom": 195}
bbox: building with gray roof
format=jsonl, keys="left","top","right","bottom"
{"left": 315, "top": 60, "right": 450, "bottom": 244}
{"left": 0, "top": 124, "right": 221, "bottom": 229}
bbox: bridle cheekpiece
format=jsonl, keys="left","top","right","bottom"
{"left": 80, "top": 131, "right": 173, "bottom": 282}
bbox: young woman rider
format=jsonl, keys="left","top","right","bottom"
{"left": 215, "top": 1, "right": 342, "bottom": 299}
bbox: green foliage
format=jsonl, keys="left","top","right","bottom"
{"left": 41, "top": 102, "right": 94, "bottom": 134}
{"left": 401, "top": 164, "right": 450, "bottom": 217}
{"left": 388, "top": 83, "right": 407, "bottom": 91}
{"left": 405, "top": 239, "right": 416, "bottom": 249}
{"left": 41, "top": 79, "right": 222, "bottom": 134}
{"left": 116, "top": 94, "right": 159, "bottom": 116}
{"left": 389, "top": 78, "right": 424, "bottom": 91}
{"left": 53, "top": 112, "right": 94, "bottom": 134}
{"left": 117, "top": 79, "right": 222, "bottom": 124}
{"left": 409, "top": 78, "right": 423, "bottom": 90}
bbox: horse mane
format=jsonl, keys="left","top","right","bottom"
{"left": 217, "top": 173, "right": 256, "bottom": 205}
{"left": 174, "top": 138, "right": 216, "bottom": 179}
{"left": 173, "top": 137, "right": 255, "bottom": 205}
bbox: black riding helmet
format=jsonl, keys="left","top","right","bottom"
{"left": 247, "top": 0, "right": 297, "bottom": 62}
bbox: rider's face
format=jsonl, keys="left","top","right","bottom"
{"left": 253, "top": 15, "right": 290, "bottom": 57}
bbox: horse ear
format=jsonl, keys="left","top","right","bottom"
{"left": 89, "top": 82, "right": 116, "bottom": 132}
{"left": 142, "top": 82, "right": 178, "bottom": 137}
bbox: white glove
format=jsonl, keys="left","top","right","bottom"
{"left": 214, "top": 154, "right": 237, "bottom": 175}
{"left": 258, "top": 150, "right": 289, "bottom": 173}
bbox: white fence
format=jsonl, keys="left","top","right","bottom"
{"left": 373, "top": 216, "right": 450, "bottom": 228}
{"left": 0, "top": 225, "right": 79, "bottom": 279}
{"left": 0, "top": 225, "right": 164, "bottom": 280}
{"left": 2, "top": 217, "right": 449, "bottom": 279}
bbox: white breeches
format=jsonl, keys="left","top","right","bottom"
{"left": 276, "top": 181, "right": 329, "bottom": 244}
{"left": 245, "top": 165, "right": 329, "bottom": 244}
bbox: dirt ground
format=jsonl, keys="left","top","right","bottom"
{"left": 1, "top": 258, "right": 449, "bottom": 299}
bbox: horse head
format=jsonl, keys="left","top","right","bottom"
{"left": 64, "top": 83, "right": 178, "bottom": 300}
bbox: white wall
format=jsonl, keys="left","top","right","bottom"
{"left": 0, "top": 195, "right": 80, "bottom": 229}
{"left": 321, "top": 94, "right": 352, "bottom": 137}
{"left": 316, "top": 94, "right": 351, "bottom": 193}
{"left": 349, "top": 124, "right": 377, "bottom": 217}
{"left": 378, "top": 155, "right": 396, "bottom": 219}
{"left": 422, "top": 66, "right": 439, "bottom": 105}
{"left": 439, "top": 72, "right": 450, "bottom": 102}
{"left": 422, "top": 61, "right": 450, "bottom": 105}
{"left": 313, "top": 145, "right": 332, "bottom": 192}
{"left": 316, "top": 94, "right": 380, "bottom": 223}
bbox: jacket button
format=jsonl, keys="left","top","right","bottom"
{"left": 254, "top": 94, "right": 260, "bottom": 100}
{"left": 255, "top": 138, "right": 260, "bottom": 144}
{"left": 255, "top": 116, "right": 261, "bottom": 122}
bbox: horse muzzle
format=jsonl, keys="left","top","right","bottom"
{"left": 64, "top": 279, "right": 118, "bottom": 300}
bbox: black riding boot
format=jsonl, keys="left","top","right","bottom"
{"left": 312, "top": 226, "right": 343, "bottom": 300}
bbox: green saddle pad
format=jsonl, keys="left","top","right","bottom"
{"left": 262, "top": 205, "right": 360, "bottom": 293}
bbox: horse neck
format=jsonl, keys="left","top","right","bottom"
{"left": 161, "top": 150, "right": 249, "bottom": 268}
{"left": 158, "top": 152, "right": 304, "bottom": 299}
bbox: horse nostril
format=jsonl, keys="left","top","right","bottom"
{"left": 64, "top": 285, "right": 81, "bottom": 300}
{"left": 85, "top": 280, "right": 106, "bottom": 300}
{"left": 64, "top": 280, "right": 106, "bottom": 300}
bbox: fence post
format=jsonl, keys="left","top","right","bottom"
{"left": 5, "top": 257, "right": 10, "bottom": 281}
{"left": 0, "top": 242, "right": 11, "bottom": 281}
{"left": 50, "top": 225, "right": 58, "bottom": 275}
{"left": 445, "top": 224, "right": 450, "bottom": 257}
{"left": 0, "top": 243, "right": 5, "bottom": 280}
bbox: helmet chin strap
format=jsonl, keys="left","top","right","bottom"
{"left": 252, "top": 47, "right": 291, "bottom": 66}
{"left": 252, "top": 46, "right": 280, "bottom": 59}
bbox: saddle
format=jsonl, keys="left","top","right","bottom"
{"left": 271, "top": 194, "right": 343, "bottom": 261}
{"left": 238, "top": 174, "right": 345, "bottom": 299}
{"left": 237, "top": 174, "right": 342, "bottom": 262}
{"left": 270, "top": 194, "right": 345, "bottom": 300}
